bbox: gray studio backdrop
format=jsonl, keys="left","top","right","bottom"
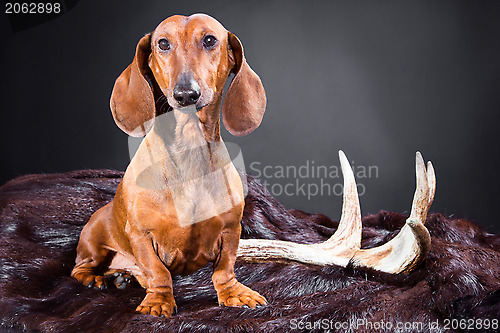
{"left": 1, "top": 0, "right": 499, "bottom": 233}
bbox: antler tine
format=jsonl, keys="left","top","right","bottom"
{"left": 409, "top": 152, "right": 430, "bottom": 222}
{"left": 427, "top": 161, "right": 436, "bottom": 207}
{"left": 238, "top": 151, "right": 364, "bottom": 267}
{"left": 351, "top": 152, "right": 433, "bottom": 274}
{"left": 320, "top": 151, "right": 362, "bottom": 250}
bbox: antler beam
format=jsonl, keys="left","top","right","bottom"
{"left": 237, "top": 151, "right": 436, "bottom": 274}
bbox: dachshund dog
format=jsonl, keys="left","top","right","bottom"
{"left": 71, "top": 13, "right": 267, "bottom": 317}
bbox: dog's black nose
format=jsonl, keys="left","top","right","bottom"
{"left": 173, "top": 87, "right": 200, "bottom": 106}
{"left": 173, "top": 75, "right": 201, "bottom": 107}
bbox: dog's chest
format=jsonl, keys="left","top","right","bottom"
{"left": 167, "top": 144, "right": 243, "bottom": 226}
{"left": 128, "top": 113, "right": 245, "bottom": 227}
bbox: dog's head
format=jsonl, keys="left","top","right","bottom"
{"left": 110, "top": 14, "right": 266, "bottom": 137}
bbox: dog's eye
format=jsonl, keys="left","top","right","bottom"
{"left": 202, "top": 35, "right": 217, "bottom": 49}
{"left": 158, "top": 39, "right": 170, "bottom": 51}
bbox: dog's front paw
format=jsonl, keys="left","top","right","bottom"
{"left": 217, "top": 282, "right": 267, "bottom": 308}
{"left": 136, "top": 292, "right": 177, "bottom": 317}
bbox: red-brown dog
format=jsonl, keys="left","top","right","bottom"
{"left": 71, "top": 13, "right": 267, "bottom": 317}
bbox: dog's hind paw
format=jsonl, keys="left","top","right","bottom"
{"left": 107, "top": 270, "right": 135, "bottom": 289}
{"left": 74, "top": 273, "right": 107, "bottom": 290}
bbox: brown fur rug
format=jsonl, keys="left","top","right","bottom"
{"left": 0, "top": 170, "right": 498, "bottom": 332}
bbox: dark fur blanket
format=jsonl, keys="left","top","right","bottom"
{"left": 0, "top": 170, "right": 498, "bottom": 332}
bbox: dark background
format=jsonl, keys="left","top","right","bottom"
{"left": 1, "top": 0, "right": 499, "bottom": 233}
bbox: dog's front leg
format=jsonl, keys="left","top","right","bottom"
{"left": 212, "top": 228, "right": 267, "bottom": 308}
{"left": 129, "top": 234, "right": 176, "bottom": 317}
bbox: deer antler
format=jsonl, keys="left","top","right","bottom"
{"left": 237, "top": 151, "right": 436, "bottom": 274}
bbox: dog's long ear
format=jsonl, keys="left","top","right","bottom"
{"left": 110, "top": 33, "right": 157, "bottom": 137}
{"left": 222, "top": 32, "right": 266, "bottom": 136}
